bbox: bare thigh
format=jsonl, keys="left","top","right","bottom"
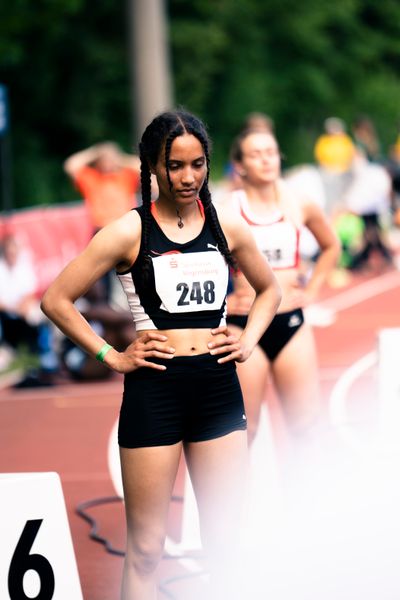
{"left": 184, "top": 431, "right": 249, "bottom": 599}
{"left": 184, "top": 430, "right": 249, "bottom": 550}
{"left": 120, "top": 443, "right": 183, "bottom": 552}
{"left": 228, "top": 324, "right": 270, "bottom": 444}
{"left": 270, "top": 322, "right": 320, "bottom": 431}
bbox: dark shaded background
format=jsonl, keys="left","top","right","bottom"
{"left": 1, "top": 0, "right": 400, "bottom": 207}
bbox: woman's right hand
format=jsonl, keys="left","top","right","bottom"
{"left": 105, "top": 333, "right": 175, "bottom": 373}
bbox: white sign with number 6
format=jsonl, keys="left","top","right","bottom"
{"left": 0, "top": 472, "right": 83, "bottom": 600}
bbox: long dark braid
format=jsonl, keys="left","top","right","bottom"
{"left": 138, "top": 142, "right": 153, "bottom": 279}
{"left": 138, "top": 109, "right": 236, "bottom": 279}
{"left": 137, "top": 113, "right": 182, "bottom": 281}
{"left": 192, "top": 129, "right": 236, "bottom": 271}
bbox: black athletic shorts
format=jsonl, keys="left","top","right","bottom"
{"left": 227, "top": 308, "right": 304, "bottom": 362}
{"left": 118, "top": 353, "right": 247, "bottom": 448}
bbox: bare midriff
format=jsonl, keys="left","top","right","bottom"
{"left": 137, "top": 328, "right": 229, "bottom": 356}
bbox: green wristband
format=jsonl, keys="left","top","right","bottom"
{"left": 96, "top": 343, "right": 113, "bottom": 362}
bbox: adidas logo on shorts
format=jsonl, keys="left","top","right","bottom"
{"left": 288, "top": 313, "right": 301, "bottom": 327}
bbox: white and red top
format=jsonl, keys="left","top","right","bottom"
{"left": 230, "top": 189, "right": 300, "bottom": 270}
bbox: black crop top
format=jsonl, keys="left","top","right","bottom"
{"left": 117, "top": 205, "right": 229, "bottom": 330}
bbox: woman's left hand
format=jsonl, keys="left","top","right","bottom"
{"left": 207, "top": 326, "right": 251, "bottom": 363}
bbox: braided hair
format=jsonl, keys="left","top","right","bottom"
{"left": 138, "top": 110, "right": 236, "bottom": 280}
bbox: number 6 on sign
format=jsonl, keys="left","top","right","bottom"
{"left": 0, "top": 473, "right": 83, "bottom": 600}
{"left": 8, "top": 519, "right": 55, "bottom": 599}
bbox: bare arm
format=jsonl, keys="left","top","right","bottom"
{"left": 301, "top": 199, "right": 341, "bottom": 300}
{"left": 118, "top": 152, "right": 141, "bottom": 172}
{"left": 63, "top": 142, "right": 140, "bottom": 178}
{"left": 63, "top": 144, "right": 103, "bottom": 178}
{"left": 209, "top": 209, "right": 282, "bottom": 362}
{"left": 40, "top": 212, "right": 174, "bottom": 372}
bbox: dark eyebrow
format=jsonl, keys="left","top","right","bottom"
{"left": 167, "top": 156, "right": 205, "bottom": 164}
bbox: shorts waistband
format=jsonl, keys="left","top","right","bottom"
{"left": 154, "top": 352, "right": 228, "bottom": 367}
{"left": 124, "top": 352, "right": 233, "bottom": 381}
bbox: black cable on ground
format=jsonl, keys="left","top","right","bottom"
{"left": 75, "top": 495, "right": 126, "bottom": 556}
{"left": 75, "top": 495, "right": 207, "bottom": 600}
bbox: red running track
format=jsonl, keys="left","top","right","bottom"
{"left": 1, "top": 266, "right": 400, "bottom": 599}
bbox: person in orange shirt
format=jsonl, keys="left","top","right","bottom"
{"left": 64, "top": 141, "right": 141, "bottom": 231}
{"left": 64, "top": 142, "right": 141, "bottom": 300}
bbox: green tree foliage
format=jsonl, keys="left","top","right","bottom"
{"left": 0, "top": 0, "right": 132, "bottom": 207}
{"left": 1, "top": 0, "right": 400, "bottom": 206}
{"left": 169, "top": 0, "right": 400, "bottom": 171}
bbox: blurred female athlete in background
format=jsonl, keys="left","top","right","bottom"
{"left": 226, "top": 128, "right": 340, "bottom": 445}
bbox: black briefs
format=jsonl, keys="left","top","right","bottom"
{"left": 227, "top": 308, "right": 304, "bottom": 362}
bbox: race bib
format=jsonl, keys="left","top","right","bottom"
{"left": 151, "top": 251, "right": 228, "bottom": 313}
{"left": 252, "top": 221, "right": 299, "bottom": 269}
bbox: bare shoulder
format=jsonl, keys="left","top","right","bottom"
{"left": 96, "top": 209, "right": 140, "bottom": 242}
{"left": 113, "top": 209, "right": 141, "bottom": 239}
{"left": 294, "top": 193, "right": 337, "bottom": 245}
{"left": 214, "top": 202, "right": 246, "bottom": 232}
{"left": 286, "top": 192, "right": 323, "bottom": 229}
{"left": 86, "top": 209, "right": 141, "bottom": 266}
{"left": 281, "top": 180, "right": 321, "bottom": 215}
{"left": 297, "top": 194, "right": 326, "bottom": 223}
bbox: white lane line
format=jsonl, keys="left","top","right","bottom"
{"left": 326, "top": 274, "right": 399, "bottom": 452}
{"left": 317, "top": 270, "right": 400, "bottom": 313}
{"left": 329, "top": 351, "right": 377, "bottom": 453}
{"left": 305, "top": 270, "right": 400, "bottom": 328}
